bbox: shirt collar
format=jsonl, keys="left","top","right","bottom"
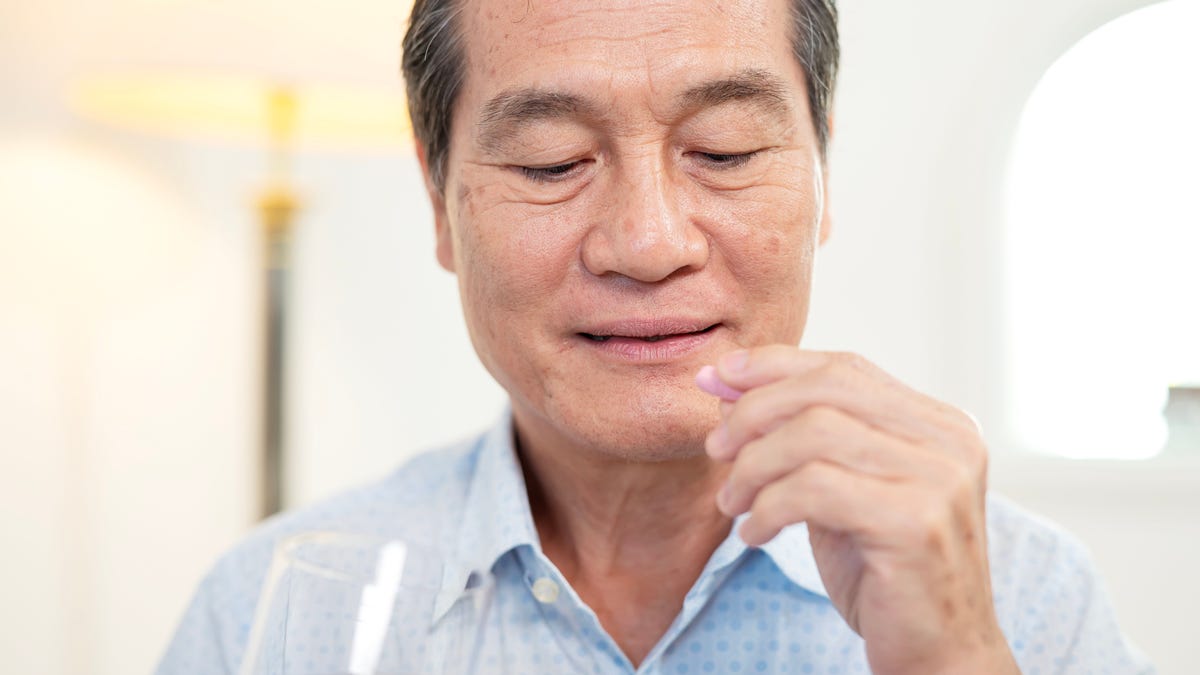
{"left": 697, "top": 511, "right": 830, "bottom": 600}
{"left": 756, "top": 520, "right": 830, "bottom": 599}
{"left": 435, "top": 409, "right": 540, "bottom": 620}
{"left": 434, "top": 410, "right": 830, "bottom": 619}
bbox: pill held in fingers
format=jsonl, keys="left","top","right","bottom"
{"left": 695, "top": 365, "right": 744, "bottom": 401}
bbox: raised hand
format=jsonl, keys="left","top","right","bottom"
{"left": 699, "top": 346, "right": 1020, "bottom": 675}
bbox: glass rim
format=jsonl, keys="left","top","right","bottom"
{"left": 272, "top": 530, "right": 494, "bottom": 595}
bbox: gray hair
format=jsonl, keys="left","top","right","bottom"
{"left": 402, "top": 0, "right": 839, "bottom": 193}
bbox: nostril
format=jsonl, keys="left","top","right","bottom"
{"left": 578, "top": 206, "right": 710, "bottom": 283}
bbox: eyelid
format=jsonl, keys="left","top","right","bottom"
{"left": 518, "top": 159, "right": 587, "bottom": 183}
{"left": 692, "top": 150, "right": 761, "bottom": 169}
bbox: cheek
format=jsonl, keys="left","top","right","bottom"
{"left": 454, "top": 183, "right": 583, "bottom": 325}
{"left": 716, "top": 185, "right": 818, "bottom": 285}
{"left": 705, "top": 183, "right": 820, "bottom": 339}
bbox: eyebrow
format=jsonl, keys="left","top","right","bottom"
{"left": 676, "top": 68, "right": 793, "bottom": 119}
{"left": 474, "top": 68, "right": 795, "bottom": 153}
{"left": 477, "top": 90, "right": 598, "bottom": 153}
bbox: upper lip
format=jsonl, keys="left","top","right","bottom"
{"left": 576, "top": 317, "right": 720, "bottom": 339}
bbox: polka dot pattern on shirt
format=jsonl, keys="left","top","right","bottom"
{"left": 155, "top": 411, "right": 1155, "bottom": 675}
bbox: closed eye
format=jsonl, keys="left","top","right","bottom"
{"left": 695, "top": 151, "right": 759, "bottom": 168}
{"left": 520, "top": 161, "right": 583, "bottom": 183}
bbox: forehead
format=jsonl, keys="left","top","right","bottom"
{"left": 455, "top": 0, "right": 803, "bottom": 116}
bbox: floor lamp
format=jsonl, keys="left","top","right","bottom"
{"left": 73, "top": 74, "right": 411, "bottom": 517}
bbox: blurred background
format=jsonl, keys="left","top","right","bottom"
{"left": 1, "top": 0, "right": 1197, "bottom": 672}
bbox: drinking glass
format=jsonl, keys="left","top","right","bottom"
{"left": 239, "top": 532, "right": 494, "bottom": 675}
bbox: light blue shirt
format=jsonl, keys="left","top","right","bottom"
{"left": 157, "top": 411, "right": 1153, "bottom": 674}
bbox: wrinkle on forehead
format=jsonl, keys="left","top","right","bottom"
{"left": 474, "top": 68, "right": 797, "bottom": 156}
{"left": 444, "top": 0, "right": 814, "bottom": 185}
{"left": 464, "top": 0, "right": 777, "bottom": 68}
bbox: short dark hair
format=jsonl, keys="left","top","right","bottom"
{"left": 402, "top": 0, "right": 839, "bottom": 193}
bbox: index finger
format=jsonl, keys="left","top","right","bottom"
{"left": 713, "top": 345, "right": 835, "bottom": 390}
{"left": 712, "top": 346, "right": 981, "bottom": 445}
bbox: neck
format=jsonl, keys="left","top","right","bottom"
{"left": 514, "top": 413, "right": 732, "bottom": 577}
{"left": 511, "top": 406, "right": 732, "bottom": 665}
{"left": 511, "top": 403, "right": 724, "bottom": 583}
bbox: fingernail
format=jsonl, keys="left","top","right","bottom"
{"left": 720, "top": 350, "right": 749, "bottom": 373}
{"left": 738, "top": 521, "right": 761, "bottom": 547}
{"left": 716, "top": 483, "right": 731, "bottom": 511}
{"left": 705, "top": 425, "right": 728, "bottom": 458}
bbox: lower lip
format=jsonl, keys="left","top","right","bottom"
{"left": 577, "top": 329, "right": 717, "bottom": 362}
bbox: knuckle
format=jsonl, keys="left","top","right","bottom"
{"left": 759, "top": 482, "right": 792, "bottom": 514}
{"left": 816, "top": 357, "right": 845, "bottom": 382}
{"left": 912, "top": 495, "right": 953, "bottom": 543}
{"left": 818, "top": 353, "right": 870, "bottom": 389}
{"left": 755, "top": 478, "right": 802, "bottom": 521}
{"left": 726, "top": 460, "right": 750, "bottom": 492}
{"left": 795, "top": 405, "right": 839, "bottom": 444}
{"left": 946, "top": 461, "right": 977, "bottom": 502}
{"left": 967, "top": 437, "right": 990, "bottom": 480}
{"left": 796, "top": 413, "right": 835, "bottom": 449}
{"left": 928, "top": 453, "right": 975, "bottom": 497}
{"left": 841, "top": 350, "right": 868, "bottom": 369}
{"left": 955, "top": 432, "right": 990, "bottom": 478}
{"left": 832, "top": 350, "right": 873, "bottom": 375}
{"left": 730, "top": 440, "right": 768, "bottom": 486}
{"left": 811, "top": 350, "right": 837, "bottom": 368}
{"left": 721, "top": 410, "right": 751, "bottom": 447}
{"left": 848, "top": 440, "right": 875, "bottom": 471}
{"left": 924, "top": 457, "right": 982, "bottom": 528}
{"left": 797, "top": 460, "right": 834, "bottom": 495}
{"left": 780, "top": 432, "right": 809, "bottom": 466}
{"left": 727, "top": 394, "right": 771, "bottom": 440}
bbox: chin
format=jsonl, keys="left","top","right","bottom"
{"left": 541, "top": 381, "right": 720, "bottom": 463}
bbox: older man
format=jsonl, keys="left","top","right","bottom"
{"left": 158, "top": 1, "right": 1152, "bottom": 673}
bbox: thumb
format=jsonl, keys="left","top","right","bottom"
{"left": 714, "top": 345, "right": 819, "bottom": 390}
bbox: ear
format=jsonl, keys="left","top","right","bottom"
{"left": 817, "top": 167, "right": 833, "bottom": 247}
{"left": 416, "top": 143, "right": 456, "bottom": 273}
{"left": 817, "top": 114, "right": 834, "bottom": 247}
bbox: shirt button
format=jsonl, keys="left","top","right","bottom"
{"left": 531, "top": 577, "right": 560, "bottom": 604}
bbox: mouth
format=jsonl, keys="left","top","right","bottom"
{"left": 579, "top": 324, "right": 719, "bottom": 343}
{"left": 575, "top": 319, "right": 722, "bottom": 361}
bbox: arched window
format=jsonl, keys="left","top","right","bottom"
{"left": 1004, "top": 0, "right": 1200, "bottom": 459}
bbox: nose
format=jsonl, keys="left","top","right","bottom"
{"left": 580, "top": 159, "right": 709, "bottom": 283}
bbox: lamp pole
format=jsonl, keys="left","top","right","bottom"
{"left": 257, "top": 87, "right": 300, "bottom": 517}
{"left": 70, "top": 74, "right": 412, "bottom": 519}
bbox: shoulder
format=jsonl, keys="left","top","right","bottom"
{"left": 984, "top": 492, "right": 1154, "bottom": 673}
{"left": 985, "top": 491, "right": 1098, "bottom": 621}
{"left": 222, "top": 435, "right": 479, "bottom": 570}
{"left": 219, "top": 433, "right": 483, "bottom": 590}
{"left": 986, "top": 491, "right": 1091, "bottom": 579}
{"left": 155, "top": 433, "right": 485, "bottom": 675}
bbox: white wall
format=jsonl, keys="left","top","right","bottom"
{"left": 1, "top": 0, "right": 1196, "bottom": 673}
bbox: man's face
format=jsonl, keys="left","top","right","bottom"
{"left": 426, "top": 0, "right": 830, "bottom": 459}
